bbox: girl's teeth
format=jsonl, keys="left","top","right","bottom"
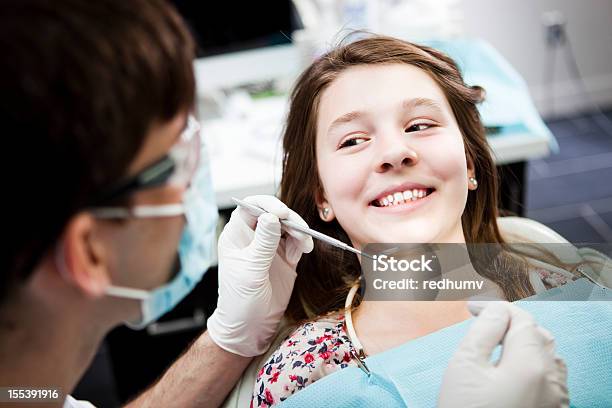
{"left": 376, "top": 189, "right": 430, "bottom": 207}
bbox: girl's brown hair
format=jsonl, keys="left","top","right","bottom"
{"left": 280, "top": 35, "right": 534, "bottom": 322}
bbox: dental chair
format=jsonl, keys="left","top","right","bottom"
{"left": 498, "top": 216, "right": 570, "bottom": 244}
{"left": 499, "top": 216, "right": 612, "bottom": 290}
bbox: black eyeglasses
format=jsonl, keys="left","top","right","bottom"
{"left": 90, "top": 156, "right": 176, "bottom": 206}
{"left": 89, "top": 116, "right": 201, "bottom": 207}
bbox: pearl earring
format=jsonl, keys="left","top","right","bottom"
{"left": 469, "top": 177, "right": 478, "bottom": 189}
{"left": 322, "top": 207, "right": 330, "bottom": 219}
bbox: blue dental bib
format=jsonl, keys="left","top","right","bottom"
{"left": 279, "top": 279, "right": 612, "bottom": 408}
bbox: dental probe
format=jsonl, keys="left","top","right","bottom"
{"left": 232, "top": 197, "right": 376, "bottom": 260}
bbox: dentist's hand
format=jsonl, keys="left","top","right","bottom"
{"left": 438, "top": 301, "right": 569, "bottom": 408}
{"left": 207, "top": 195, "right": 314, "bottom": 357}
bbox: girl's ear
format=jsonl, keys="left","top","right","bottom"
{"left": 466, "top": 155, "right": 478, "bottom": 191}
{"left": 315, "top": 186, "right": 335, "bottom": 222}
{"left": 466, "top": 153, "right": 476, "bottom": 176}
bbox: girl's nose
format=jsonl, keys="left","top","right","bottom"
{"left": 375, "top": 133, "right": 419, "bottom": 173}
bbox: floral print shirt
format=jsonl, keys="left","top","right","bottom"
{"left": 251, "top": 314, "right": 357, "bottom": 407}
{"left": 251, "top": 268, "right": 574, "bottom": 407}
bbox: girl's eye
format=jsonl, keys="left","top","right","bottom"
{"left": 405, "top": 123, "right": 434, "bottom": 133}
{"left": 339, "top": 136, "right": 369, "bottom": 149}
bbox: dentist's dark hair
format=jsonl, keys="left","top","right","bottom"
{"left": 280, "top": 35, "right": 534, "bottom": 322}
{"left": 0, "top": 0, "right": 195, "bottom": 304}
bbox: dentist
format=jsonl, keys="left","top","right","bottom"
{"left": 0, "top": 1, "right": 567, "bottom": 407}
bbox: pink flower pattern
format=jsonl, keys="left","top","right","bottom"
{"left": 251, "top": 314, "right": 357, "bottom": 406}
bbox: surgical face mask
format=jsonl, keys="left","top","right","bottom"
{"left": 105, "top": 179, "right": 218, "bottom": 329}
{"left": 58, "top": 116, "right": 219, "bottom": 329}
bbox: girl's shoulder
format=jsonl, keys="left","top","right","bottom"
{"left": 251, "top": 313, "right": 357, "bottom": 407}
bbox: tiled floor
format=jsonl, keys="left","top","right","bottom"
{"left": 526, "top": 109, "right": 612, "bottom": 243}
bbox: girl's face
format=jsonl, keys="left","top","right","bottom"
{"left": 315, "top": 64, "right": 475, "bottom": 248}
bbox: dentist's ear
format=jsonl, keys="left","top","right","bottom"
{"left": 57, "top": 213, "right": 111, "bottom": 298}
{"left": 315, "top": 187, "right": 335, "bottom": 222}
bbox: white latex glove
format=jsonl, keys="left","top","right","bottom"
{"left": 438, "top": 301, "right": 569, "bottom": 408}
{"left": 207, "top": 195, "right": 314, "bottom": 357}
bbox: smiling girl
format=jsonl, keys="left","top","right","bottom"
{"left": 250, "top": 35, "right": 574, "bottom": 407}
